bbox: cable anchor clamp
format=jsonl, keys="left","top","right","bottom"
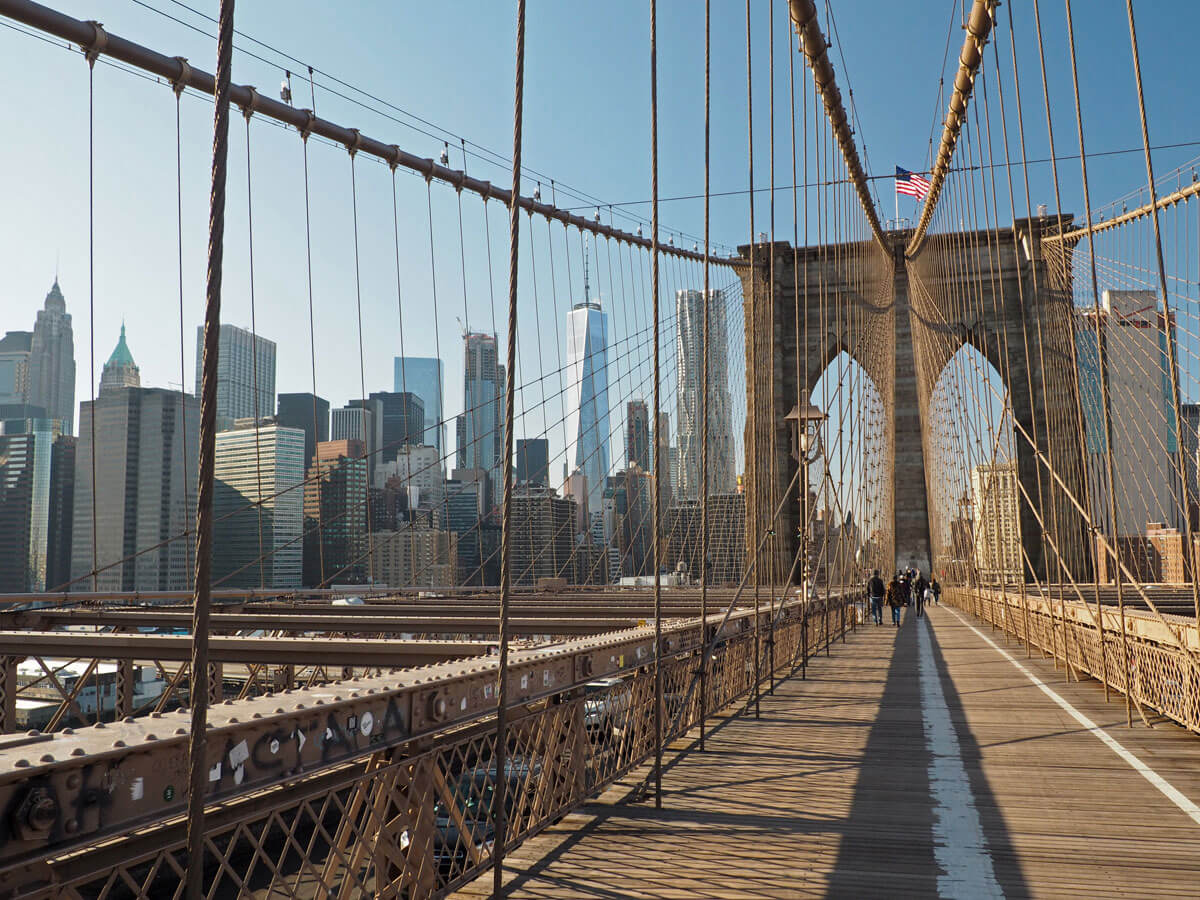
{"left": 346, "top": 128, "right": 363, "bottom": 157}
{"left": 299, "top": 110, "right": 316, "bottom": 142}
{"left": 82, "top": 21, "right": 107, "bottom": 66}
{"left": 171, "top": 57, "right": 192, "bottom": 97}
{"left": 240, "top": 86, "right": 260, "bottom": 121}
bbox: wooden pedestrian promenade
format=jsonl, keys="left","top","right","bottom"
{"left": 456, "top": 604, "right": 1200, "bottom": 898}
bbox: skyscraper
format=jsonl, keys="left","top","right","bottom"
{"left": 214, "top": 420, "right": 306, "bottom": 588}
{"left": 971, "top": 461, "right": 1021, "bottom": 583}
{"left": 72, "top": 327, "right": 199, "bottom": 591}
{"left": 458, "top": 333, "right": 504, "bottom": 507}
{"left": 0, "top": 331, "right": 32, "bottom": 406}
{"left": 626, "top": 400, "right": 650, "bottom": 471}
{"left": 27, "top": 280, "right": 75, "bottom": 434}
{"left": 277, "top": 392, "right": 329, "bottom": 467}
{"left": 303, "top": 440, "right": 368, "bottom": 586}
{"left": 45, "top": 434, "right": 75, "bottom": 590}
{"left": 194, "top": 323, "right": 277, "bottom": 430}
{"left": 0, "top": 419, "right": 57, "bottom": 592}
{"left": 1077, "top": 289, "right": 1179, "bottom": 533}
{"left": 565, "top": 294, "right": 610, "bottom": 515}
{"left": 368, "top": 391, "right": 425, "bottom": 464}
{"left": 516, "top": 437, "right": 549, "bottom": 486}
{"left": 394, "top": 357, "right": 445, "bottom": 454}
{"left": 331, "top": 403, "right": 376, "bottom": 480}
{"left": 675, "top": 288, "right": 735, "bottom": 498}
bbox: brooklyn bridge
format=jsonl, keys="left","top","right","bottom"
{"left": 1, "top": 0, "right": 1199, "bottom": 896}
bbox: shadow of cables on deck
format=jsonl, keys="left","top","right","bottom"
{"left": 826, "top": 607, "right": 1030, "bottom": 898}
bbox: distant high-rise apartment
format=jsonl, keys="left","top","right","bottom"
{"left": 368, "top": 391, "right": 425, "bottom": 464}
{"left": 375, "top": 443, "right": 443, "bottom": 507}
{"left": 194, "top": 323, "right": 276, "bottom": 430}
{"left": 0, "top": 419, "right": 58, "bottom": 592}
{"left": 971, "top": 461, "right": 1021, "bottom": 584}
{"left": 72, "top": 327, "right": 199, "bottom": 591}
{"left": 277, "top": 392, "right": 329, "bottom": 467}
{"left": 331, "top": 403, "right": 376, "bottom": 481}
{"left": 27, "top": 280, "right": 75, "bottom": 434}
{"left": 626, "top": 400, "right": 650, "bottom": 471}
{"left": 0, "top": 331, "right": 32, "bottom": 406}
{"left": 45, "top": 434, "right": 76, "bottom": 590}
{"left": 1077, "top": 290, "right": 1180, "bottom": 533}
{"left": 394, "top": 357, "right": 445, "bottom": 454}
{"left": 509, "top": 485, "right": 576, "bottom": 586}
{"left": 676, "top": 288, "right": 735, "bottom": 499}
{"left": 214, "top": 420, "right": 306, "bottom": 588}
{"left": 370, "top": 523, "right": 457, "bottom": 587}
{"left": 565, "top": 294, "right": 609, "bottom": 515}
{"left": 303, "top": 440, "right": 368, "bottom": 586}
{"left": 457, "top": 333, "right": 504, "bottom": 506}
{"left": 516, "top": 438, "right": 549, "bottom": 486}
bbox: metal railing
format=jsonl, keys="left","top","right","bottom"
{"left": 946, "top": 586, "right": 1200, "bottom": 733}
{"left": 0, "top": 593, "right": 854, "bottom": 898}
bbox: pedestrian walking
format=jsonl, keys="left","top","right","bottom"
{"left": 914, "top": 571, "right": 928, "bottom": 618}
{"left": 886, "top": 575, "right": 904, "bottom": 627}
{"left": 930, "top": 576, "right": 942, "bottom": 605}
{"left": 867, "top": 569, "right": 885, "bottom": 626}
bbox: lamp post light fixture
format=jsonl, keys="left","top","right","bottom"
{"left": 785, "top": 402, "right": 827, "bottom": 594}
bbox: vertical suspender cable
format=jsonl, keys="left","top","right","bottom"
{"left": 494, "top": 0, "right": 526, "bottom": 892}
{"left": 1124, "top": 0, "right": 1200, "bottom": 633}
{"left": 174, "top": 80, "right": 193, "bottom": 590}
{"left": 699, "top": 0, "right": 710, "bottom": 753}
{"left": 746, "top": 0, "right": 761, "bottom": 721}
{"left": 650, "top": 0, "right": 664, "bottom": 809}
{"left": 1061, "top": 0, "right": 1128, "bottom": 708}
{"left": 186, "top": 1, "right": 234, "bottom": 897}
{"left": 86, "top": 43, "right": 98, "bottom": 592}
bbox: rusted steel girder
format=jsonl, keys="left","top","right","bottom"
{"left": 0, "top": 633, "right": 496, "bottom": 666}
{"left": 0, "top": 599, "right": 814, "bottom": 870}
{"left": 906, "top": 0, "right": 998, "bottom": 257}
{"left": 787, "top": 0, "right": 886, "bottom": 250}
{"left": 1, "top": 609, "right": 647, "bottom": 635}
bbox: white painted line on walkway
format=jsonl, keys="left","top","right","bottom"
{"left": 946, "top": 606, "right": 1200, "bottom": 827}
{"left": 918, "top": 617, "right": 1005, "bottom": 899}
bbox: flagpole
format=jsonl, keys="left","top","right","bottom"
{"left": 894, "top": 171, "right": 898, "bottom": 231}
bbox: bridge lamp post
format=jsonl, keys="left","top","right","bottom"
{"left": 786, "top": 402, "right": 827, "bottom": 594}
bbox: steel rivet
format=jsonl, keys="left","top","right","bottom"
{"left": 174, "top": 728, "right": 187, "bottom": 735}
{"left": 274, "top": 707, "right": 285, "bottom": 714}
{"left": 39, "top": 754, "right": 54, "bottom": 763}
{"left": 26, "top": 730, "right": 40, "bottom": 737}
{"left": 70, "top": 748, "right": 85, "bottom": 757}
{"left": 144, "top": 734, "right": 157, "bottom": 741}
{"left": 61, "top": 728, "right": 74, "bottom": 735}
{"left": 111, "top": 741, "right": 125, "bottom": 748}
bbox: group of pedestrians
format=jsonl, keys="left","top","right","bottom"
{"left": 865, "top": 566, "right": 940, "bottom": 627}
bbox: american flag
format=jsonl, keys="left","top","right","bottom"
{"left": 896, "top": 166, "right": 931, "bottom": 200}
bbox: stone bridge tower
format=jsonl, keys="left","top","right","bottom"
{"left": 738, "top": 217, "right": 1089, "bottom": 585}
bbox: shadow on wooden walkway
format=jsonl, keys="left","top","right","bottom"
{"left": 455, "top": 604, "right": 1200, "bottom": 898}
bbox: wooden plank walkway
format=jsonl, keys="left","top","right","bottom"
{"left": 455, "top": 603, "right": 1200, "bottom": 898}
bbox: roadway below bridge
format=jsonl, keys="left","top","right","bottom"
{"left": 457, "top": 603, "right": 1200, "bottom": 898}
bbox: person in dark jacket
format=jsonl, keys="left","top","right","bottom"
{"left": 930, "top": 576, "right": 942, "bottom": 605}
{"left": 914, "top": 571, "right": 929, "bottom": 618}
{"left": 886, "top": 575, "right": 904, "bottom": 627}
{"left": 867, "top": 569, "right": 885, "bottom": 625}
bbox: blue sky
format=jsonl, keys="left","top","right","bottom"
{"left": 1, "top": 1, "right": 1196, "bottom": 478}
